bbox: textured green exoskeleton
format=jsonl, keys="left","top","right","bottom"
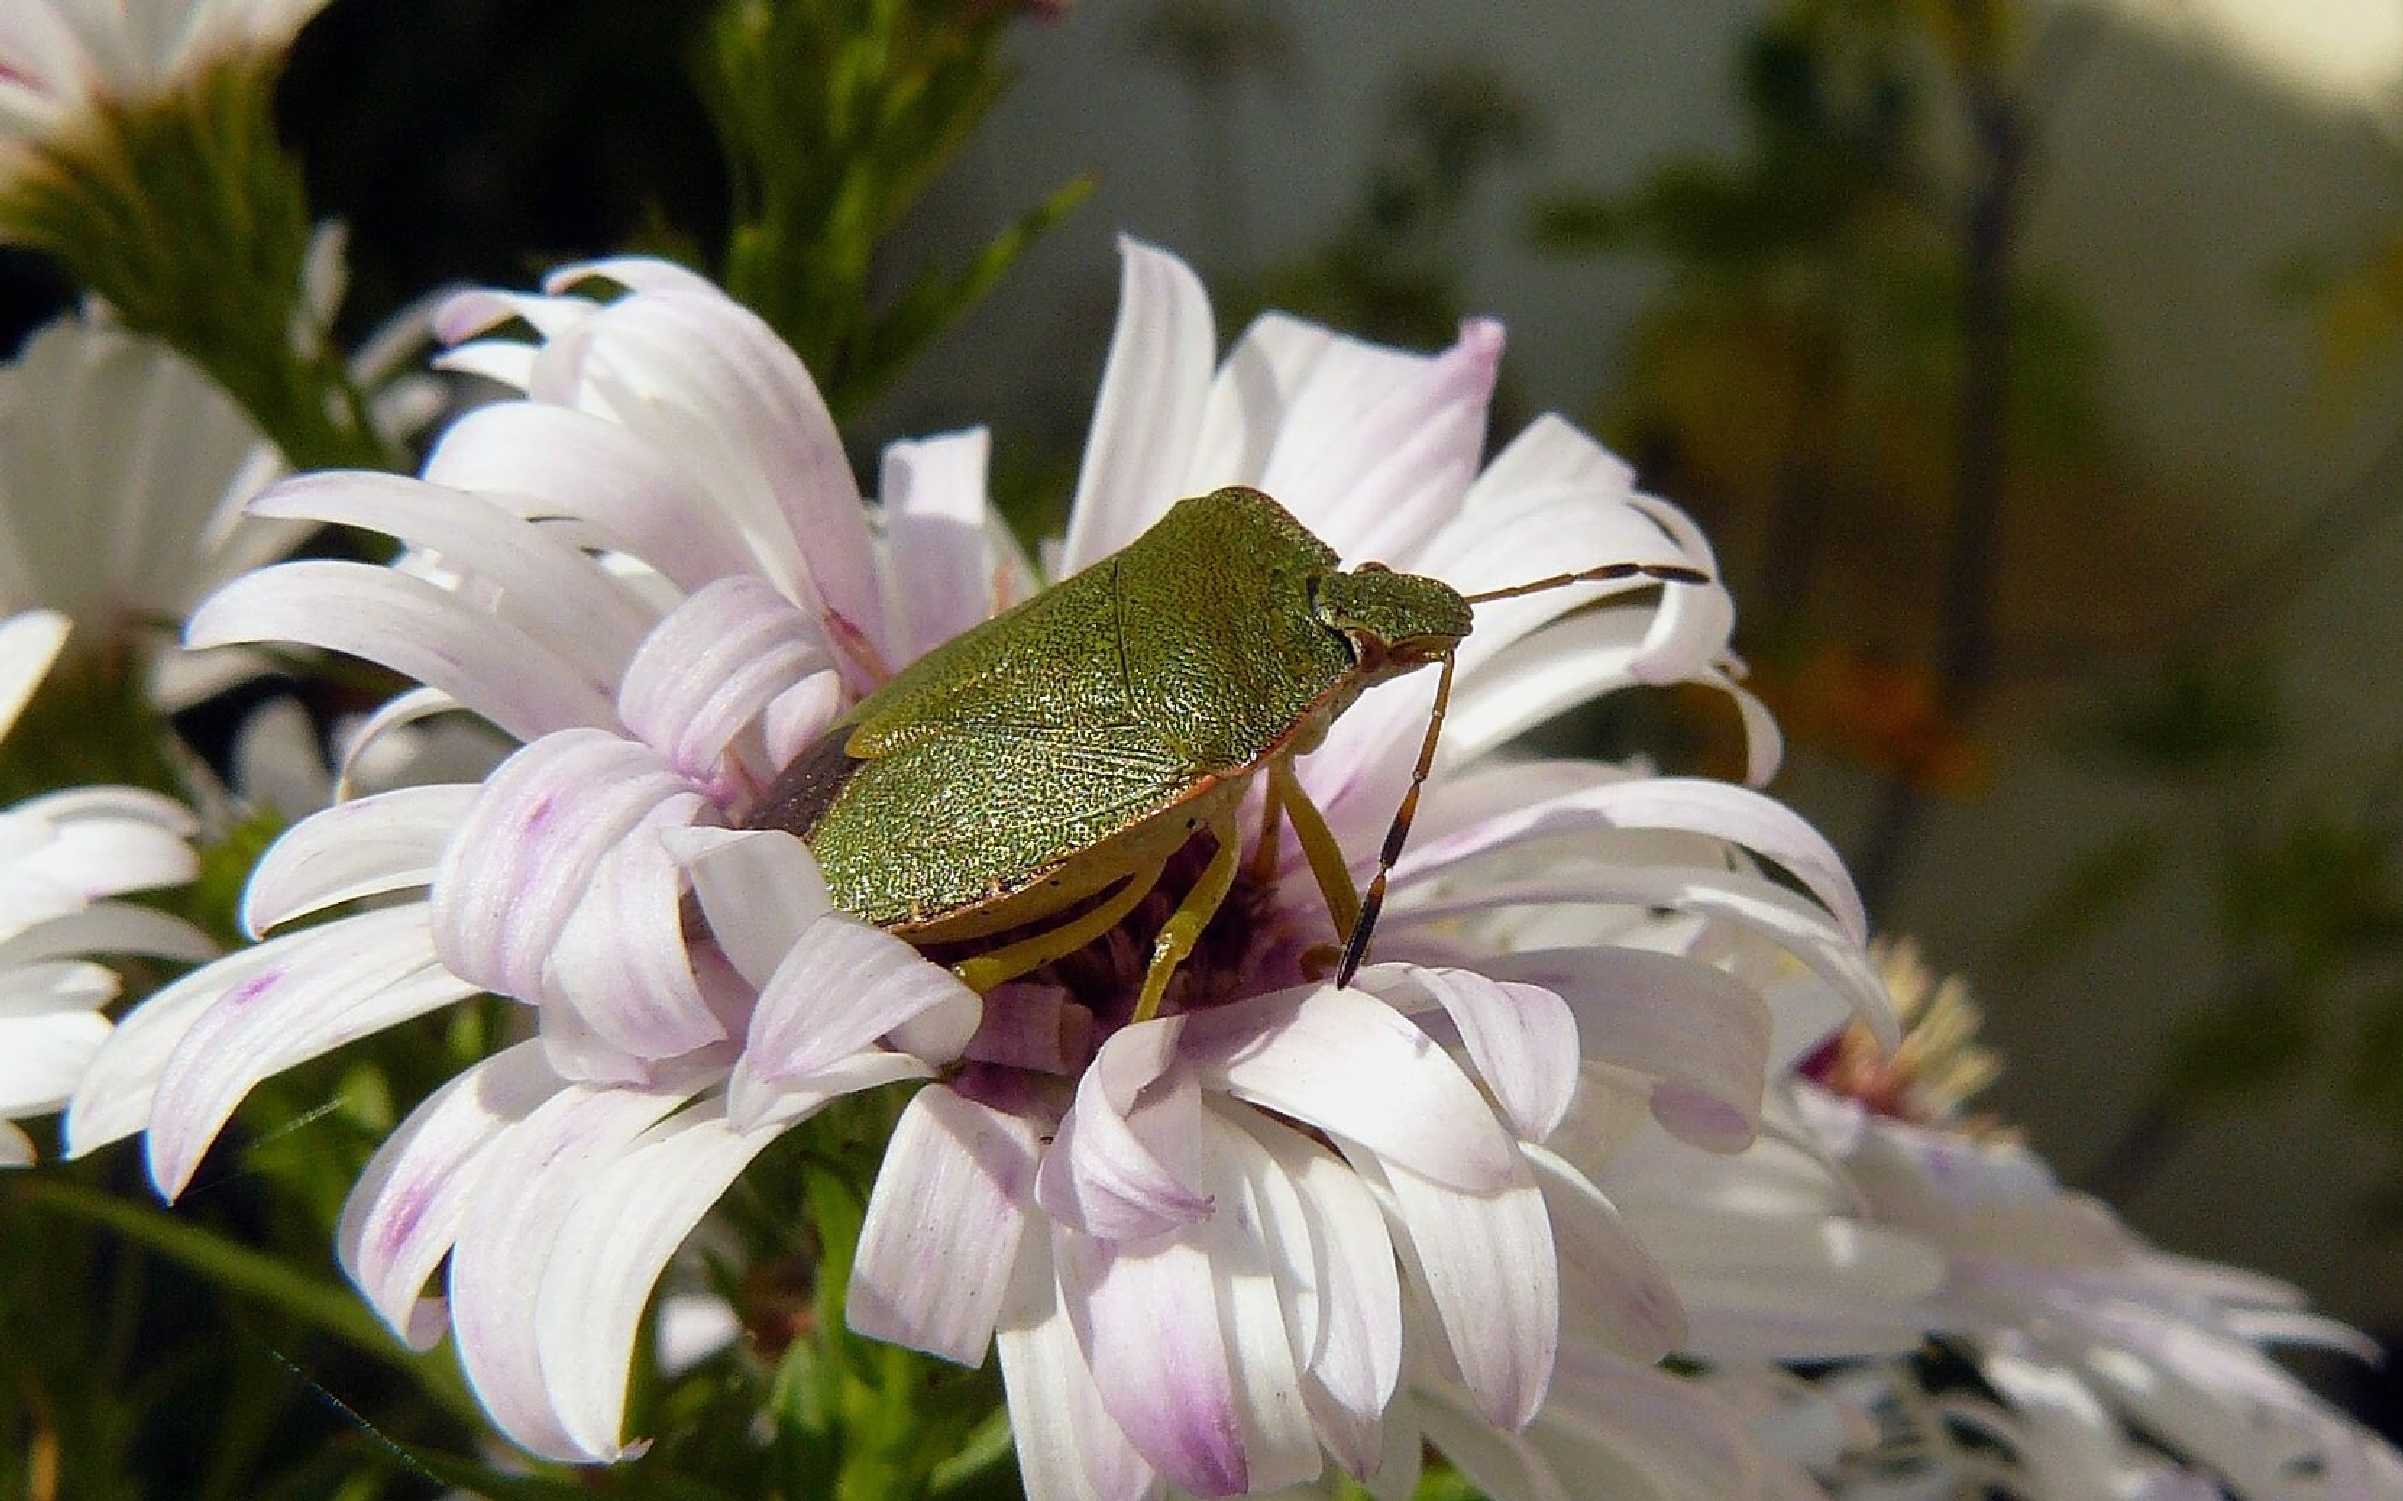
{"left": 748, "top": 485, "right": 1700, "bottom": 1010}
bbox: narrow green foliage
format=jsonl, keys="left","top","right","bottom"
{"left": 0, "top": 62, "right": 395, "bottom": 472}
{"left": 701, "top": 0, "right": 1086, "bottom": 418}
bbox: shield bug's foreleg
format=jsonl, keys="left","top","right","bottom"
{"left": 1130, "top": 809, "right": 1244, "bottom": 1024}
{"left": 1335, "top": 651, "right": 1457, "bottom": 988}
{"left": 953, "top": 862, "right": 1167, "bottom": 994}
{"left": 1269, "top": 757, "right": 1363, "bottom": 941}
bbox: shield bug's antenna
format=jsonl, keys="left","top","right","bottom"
{"left": 1335, "top": 558, "right": 1714, "bottom": 987}
{"left": 1461, "top": 559, "right": 1709, "bottom": 604}
{"left": 1337, "top": 650, "right": 1456, "bottom": 988}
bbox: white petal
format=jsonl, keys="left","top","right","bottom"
{"left": 0, "top": 903, "right": 212, "bottom": 969}
{"left": 423, "top": 400, "right": 757, "bottom": 591}
{"left": 666, "top": 825, "right": 833, "bottom": 990}
{"left": 731, "top": 911, "right": 978, "bottom": 1109}
{"left": 188, "top": 560, "right": 617, "bottom": 743}
{"left": 146, "top": 907, "right": 476, "bottom": 1197}
{"left": 1361, "top": 964, "right": 1580, "bottom": 1143}
{"left": 996, "top": 1231, "right": 1160, "bottom": 1501}
{"left": 1522, "top": 1144, "right": 1685, "bottom": 1364}
{"left": 540, "top": 816, "right": 725, "bottom": 1060}
{"left": 0, "top": 609, "right": 67, "bottom": 741}
{"left": 1230, "top": 1110, "right": 1403, "bottom": 1478}
{"left": 1186, "top": 314, "right": 1334, "bottom": 492}
{"left": 338, "top": 1041, "right": 568, "bottom": 1346}
{"left": 1056, "top": 1222, "right": 1250, "bottom": 1496}
{"left": 449, "top": 1082, "right": 696, "bottom": 1462}
{"left": 1258, "top": 319, "right": 1501, "bottom": 567}
{"left": 1483, "top": 948, "right": 1769, "bottom": 1153}
{"left": 1415, "top": 1383, "right": 1570, "bottom": 1501}
{"left": 537, "top": 1095, "right": 799, "bottom": 1460}
{"left": 0, "top": 1006, "right": 111, "bottom": 1114}
{"left": 1532, "top": 1345, "right": 1761, "bottom": 1501}
{"left": 1182, "top": 985, "right": 1521, "bottom": 1193}
{"left": 882, "top": 426, "right": 1006, "bottom": 658}
{"left": 428, "top": 729, "right": 695, "bottom": 1002}
{"left": 242, "top": 784, "right": 476, "bottom": 936}
{"left": 849, "top": 1085, "right": 1042, "bottom": 1364}
{"left": 1063, "top": 239, "right": 1216, "bottom": 575}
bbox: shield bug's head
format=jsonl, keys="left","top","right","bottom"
{"left": 1310, "top": 562, "right": 1473, "bottom": 679}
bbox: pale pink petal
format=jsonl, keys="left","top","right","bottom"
{"left": 429, "top": 729, "right": 696, "bottom": 1002}
{"left": 1627, "top": 1208, "right": 1946, "bottom": 1361}
{"left": 616, "top": 575, "right": 827, "bottom": 790}
{"left": 1522, "top": 1144, "right": 1686, "bottom": 1364}
{"left": 1257, "top": 319, "right": 1501, "bottom": 567}
{"left": 996, "top": 1231, "right": 1160, "bottom": 1501}
{"left": 1035, "top": 1024, "right": 1215, "bottom": 1241}
{"left": 337, "top": 1041, "right": 568, "bottom": 1347}
{"left": 963, "top": 984, "right": 1095, "bottom": 1075}
{"left": 1461, "top": 413, "right": 1635, "bottom": 511}
{"left": 1343, "top": 1143, "right": 1558, "bottom": 1431}
{"left": 242, "top": 784, "right": 476, "bottom": 936}
{"left": 849, "top": 1084, "right": 1043, "bottom": 1364}
{"left": 432, "top": 288, "right": 595, "bottom": 344}
{"left": 543, "top": 257, "right": 726, "bottom": 299}
{"left": 1483, "top": 948, "right": 1769, "bottom": 1153}
{"left": 1056, "top": 1223, "right": 1249, "bottom": 1496}
{"left": 1230, "top": 1110, "right": 1404, "bottom": 1478}
{"left": 433, "top": 339, "right": 538, "bottom": 389}
{"left": 147, "top": 908, "right": 477, "bottom": 1198}
{"left": 0, "top": 609, "right": 67, "bottom": 741}
{"left": 1181, "top": 984, "right": 1521, "bottom": 1193}
{"left": 333, "top": 687, "right": 470, "bottom": 800}
{"left": 665, "top": 825, "right": 832, "bottom": 991}
{"left": 424, "top": 401, "right": 756, "bottom": 592}
{"left": 187, "top": 561, "right": 617, "bottom": 742}
{"left": 1186, "top": 1112, "right": 1325, "bottom": 1494}
{"left": 1062, "top": 239, "right": 1216, "bottom": 575}
{"left": 730, "top": 911, "right": 978, "bottom": 1109}
{"left": 536, "top": 1096, "right": 800, "bottom": 1460}
{"left": 1360, "top": 964, "right": 1580, "bottom": 1143}
{"left": 883, "top": 427, "right": 1006, "bottom": 658}
{"left": 448, "top": 1081, "right": 698, "bottom": 1462}
{"left": 762, "top": 670, "right": 844, "bottom": 770}
{"left": 250, "top": 473, "right": 656, "bottom": 695}
{"left": 1414, "top": 1384, "right": 1570, "bottom": 1501}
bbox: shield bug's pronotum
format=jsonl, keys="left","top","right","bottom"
{"left": 747, "top": 485, "right": 1707, "bottom": 1018}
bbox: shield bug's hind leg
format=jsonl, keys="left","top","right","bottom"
{"left": 1270, "top": 757, "right": 1363, "bottom": 942}
{"left": 953, "top": 862, "right": 1167, "bottom": 994}
{"left": 1130, "top": 809, "right": 1243, "bottom": 1024}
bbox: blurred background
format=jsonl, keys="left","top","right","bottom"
{"left": 7, "top": 0, "right": 2402, "bottom": 1441}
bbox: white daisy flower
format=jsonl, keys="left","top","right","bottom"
{"left": 1763, "top": 953, "right": 2403, "bottom": 1501}
{"left": 0, "top": 0, "right": 330, "bottom": 189}
{"left": 0, "top": 609, "right": 213, "bottom": 1165}
{"left": 76, "top": 241, "right": 1895, "bottom": 1486}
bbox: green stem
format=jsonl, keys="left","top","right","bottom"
{"left": 13, "top": 1178, "right": 484, "bottom": 1429}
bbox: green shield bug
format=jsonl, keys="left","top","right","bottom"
{"left": 747, "top": 484, "right": 1706, "bottom": 1018}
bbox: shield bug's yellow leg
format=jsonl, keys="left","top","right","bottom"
{"left": 952, "top": 862, "right": 1167, "bottom": 994}
{"left": 1247, "top": 779, "right": 1287, "bottom": 887}
{"left": 1269, "top": 758, "right": 1362, "bottom": 942}
{"left": 1130, "top": 810, "right": 1243, "bottom": 1024}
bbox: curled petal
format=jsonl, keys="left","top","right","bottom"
{"left": 1523, "top": 1144, "right": 1686, "bottom": 1364}
{"left": 615, "top": 575, "right": 828, "bottom": 789}
{"left": 429, "top": 729, "right": 693, "bottom": 1002}
{"left": 730, "top": 911, "right": 978, "bottom": 1115}
{"left": 541, "top": 815, "right": 725, "bottom": 1060}
{"left": 1037, "top": 1023, "right": 1215, "bottom": 1241}
{"left": 1360, "top": 964, "right": 1580, "bottom": 1143}
{"left": 996, "top": 1230, "right": 1160, "bottom": 1501}
{"left": 1056, "top": 1222, "right": 1250, "bottom": 1496}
